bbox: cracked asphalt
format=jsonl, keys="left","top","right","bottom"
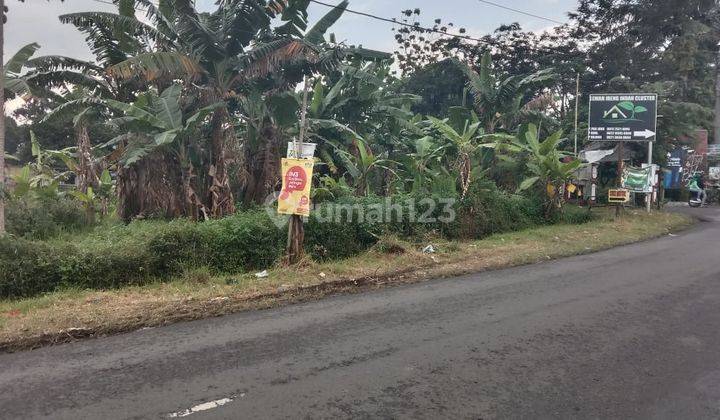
{"left": 1, "top": 207, "right": 719, "bottom": 419}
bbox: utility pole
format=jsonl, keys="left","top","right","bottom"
{"left": 715, "top": 50, "right": 720, "bottom": 145}
{"left": 286, "top": 76, "right": 310, "bottom": 264}
{"left": 574, "top": 73, "right": 580, "bottom": 155}
{"left": 0, "top": 0, "right": 6, "bottom": 234}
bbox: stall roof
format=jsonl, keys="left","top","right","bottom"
{"left": 579, "top": 142, "right": 640, "bottom": 163}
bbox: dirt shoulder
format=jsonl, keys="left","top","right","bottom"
{"left": 0, "top": 209, "right": 692, "bottom": 352}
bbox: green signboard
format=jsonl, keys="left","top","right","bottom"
{"left": 622, "top": 166, "right": 653, "bottom": 193}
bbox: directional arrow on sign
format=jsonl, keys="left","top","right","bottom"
{"left": 633, "top": 129, "right": 656, "bottom": 139}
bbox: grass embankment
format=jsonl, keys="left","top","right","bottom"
{"left": 0, "top": 209, "right": 691, "bottom": 352}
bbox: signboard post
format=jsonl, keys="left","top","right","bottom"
{"left": 589, "top": 93, "right": 658, "bottom": 214}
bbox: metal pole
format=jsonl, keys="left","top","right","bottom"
{"left": 574, "top": 73, "right": 580, "bottom": 156}
{"left": 646, "top": 141, "right": 653, "bottom": 213}
{"left": 616, "top": 141, "right": 624, "bottom": 219}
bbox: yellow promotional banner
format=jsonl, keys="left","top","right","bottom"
{"left": 278, "top": 158, "right": 314, "bottom": 216}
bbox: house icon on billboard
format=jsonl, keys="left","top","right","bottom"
{"left": 603, "top": 105, "right": 628, "bottom": 120}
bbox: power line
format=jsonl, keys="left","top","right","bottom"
{"left": 308, "top": 0, "right": 567, "bottom": 56}
{"left": 89, "top": 0, "right": 120, "bottom": 7}
{"left": 308, "top": 0, "right": 500, "bottom": 47}
{"left": 476, "top": 0, "right": 565, "bottom": 25}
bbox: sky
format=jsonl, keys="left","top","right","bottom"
{"left": 4, "top": 0, "right": 578, "bottom": 62}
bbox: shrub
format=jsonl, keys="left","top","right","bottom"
{"left": 147, "top": 220, "right": 211, "bottom": 274}
{"left": 0, "top": 237, "right": 68, "bottom": 298}
{"left": 560, "top": 206, "right": 594, "bottom": 225}
{"left": 6, "top": 196, "right": 87, "bottom": 240}
{"left": 372, "top": 235, "right": 407, "bottom": 255}
{"left": 0, "top": 191, "right": 595, "bottom": 300}
{"left": 202, "top": 211, "right": 286, "bottom": 272}
{"left": 454, "top": 181, "right": 544, "bottom": 239}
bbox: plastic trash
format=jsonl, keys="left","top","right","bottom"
{"left": 422, "top": 245, "right": 436, "bottom": 254}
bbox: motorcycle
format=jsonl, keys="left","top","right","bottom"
{"left": 689, "top": 194, "right": 702, "bottom": 207}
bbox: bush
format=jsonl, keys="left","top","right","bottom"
{"left": 454, "top": 181, "right": 544, "bottom": 239}
{"left": 560, "top": 206, "right": 594, "bottom": 225}
{"left": 0, "top": 190, "right": 595, "bottom": 299}
{"left": 146, "top": 220, "right": 212, "bottom": 274}
{"left": 0, "top": 237, "right": 68, "bottom": 298}
{"left": 6, "top": 196, "right": 87, "bottom": 240}
{"left": 202, "top": 211, "right": 286, "bottom": 272}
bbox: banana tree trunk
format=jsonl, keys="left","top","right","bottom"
{"left": 459, "top": 154, "right": 472, "bottom": 199}
{"left": 242, "top": 123, "right": 282, "bottom": 206}
{"left": 117, "top": 145, "right": 185, "bottom": 222}
{"left": 209, "top": 107, "right": 236, "bottom": 217}
{"left": 75, "top": 120, "right": 99, "bottom": 193}
{"left": 178, "top": 154, "right": 209, "bottom": 221}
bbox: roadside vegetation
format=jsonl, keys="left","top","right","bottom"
{"left": 0, "top": 209, "right": 691, "bottom": 352}
{"left": 0, "top": 1, "right": 714, "bottom": 346}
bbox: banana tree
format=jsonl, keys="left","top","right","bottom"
{"left": 332, "top": 138, "right": 399, "bottom": 196}
{"left": 235, "top": 89, "right": 301, "bottom": 205}
{"left": 427, "top": 115, "right": 485, "bottom": 199}
{"left": 4, "top": 43, "right": 42, "bottom": 99}
{"left": 306, "top": 62, "right": 420, "bottom": 192}
{"left": 99, "top": 84, "right": 221, "bottom": 220}
{"left": 511, "top": 124, "right": 582, "bottom": 218}
{"left": 456, "top": 52, "right": 556, "bottom": 133}
{"left": 12, "top": 131, "right": 76, "bottom": 198}
{"left": 102, "top": 0, "right": 352, "bottom": 213}
{"left": 402, "top": 135, "right": 449, "bottom": 194}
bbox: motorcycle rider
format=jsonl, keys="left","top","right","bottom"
{"left": 698, "top": 173, "right": 707, "bottom": 206}
{"left": 688, "top": 172, "right": 706, "bottom": 206}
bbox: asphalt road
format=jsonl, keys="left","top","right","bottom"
{"left": 2, "top": 207, "right": 720, "bottom": 419}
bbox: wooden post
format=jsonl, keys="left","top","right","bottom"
{"left": 286, "top": 76, "right": 310, "bottom": 264}
{"left": 0, "top": 0, "right": 6, "bottom": 234}
{"left": 616, "top": 141, "right": 624, "bottom": 219}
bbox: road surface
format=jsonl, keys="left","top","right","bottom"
{"left": 2, "top": 208, "right": 720, "bottom": 419}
